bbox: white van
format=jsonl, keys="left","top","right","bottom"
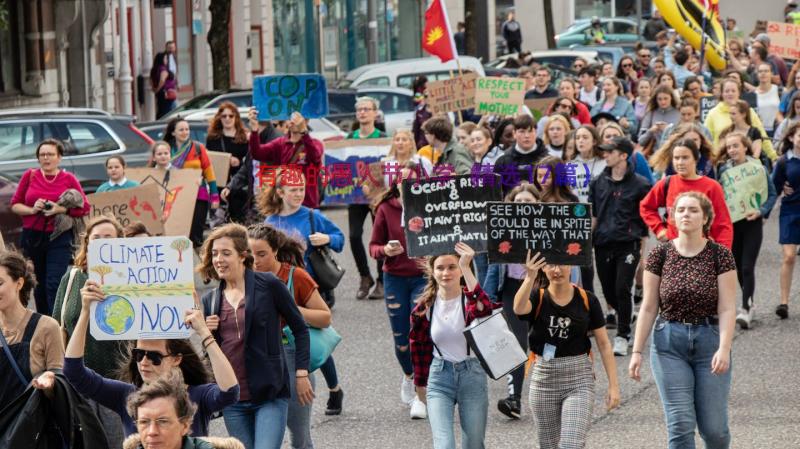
{"left": 338, "top": 56, "right": 486, "bottom": 90}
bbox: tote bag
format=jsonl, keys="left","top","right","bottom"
{"left": 463, "top": 309, "right": 527, "bottom": 380}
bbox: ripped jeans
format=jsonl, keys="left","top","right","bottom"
{"left": 383, "top": 272, "right": 427, "bottom": 375}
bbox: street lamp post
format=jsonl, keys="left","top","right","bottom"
{"left": 117, "top": 0, "right": 133, "bottom": 114}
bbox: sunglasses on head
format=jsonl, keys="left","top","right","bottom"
{"left": 132, "top": 348, "right": 172, "bottom": 365}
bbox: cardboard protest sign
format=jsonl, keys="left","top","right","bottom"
{"left": 426, "top": 73, "right": 478, "bottom": 114}
{"left": 524, "top": 98, "right": 554, "bottom": 120}
{"left": 127, "top": 168, "right": 201, "bottom": 237}
{"left": 88, "top": 236, "right": 195, "bottom": 340}
{"left": 87, "top": 184, "right": 164, "bottom": 235}
{"left": 253, "top": 74, "right": 329, "bottom": 121}
{"left": 718, "top": 159, "right": 769, "bottom": 222}
{"left": 474, "top": 77, "right": 525, "bottom": 116}
{"left": 487, "top": 202, "right": 593, "bottom": 266}
{"left": 0, "top": 231, "right": 5, "bottom": 251}
{"left": 402, "top": 174, "right": 502, "bottom": 257}
{"left": 321, "top": 138, "right": 392, "bottom": 205}
{"left": 207, "top": 151, "right": 232, "bottom": 186}
{"left": 699, "top": 96, "right": 719, "bottom": 123}
{"left": 766, "top": 21, "right": 800, "bottom": 60}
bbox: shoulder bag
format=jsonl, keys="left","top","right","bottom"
{"left": 59, "top": 267, "right": 80, "bottom": 346}
{"left": 307, "top": 210, "right": 345, "bottom": 291}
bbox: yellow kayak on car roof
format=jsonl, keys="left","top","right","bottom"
{"left": 655, "top": 0, "right": 727, "bottom": 71}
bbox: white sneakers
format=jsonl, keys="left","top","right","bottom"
{"left": 736, "top": 308, "right": 753, "bottom": 330}
{"left": 401, "top": 375, "right": 416, "bottom": 405}
{"left": 410, "top": 397, "right": 428, "bottom": 419}
{"left": 613, "top": 336, "right": 629, "bottom": 356}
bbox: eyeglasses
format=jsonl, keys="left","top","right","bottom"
{"left": 639, "top": 53, "right": 651, "bottom": 58}
{"left": 136, "top": 418, "right": 177, "bottom": 429}
{"left": 132, "top": 348, "right": 172, "bottom": 365}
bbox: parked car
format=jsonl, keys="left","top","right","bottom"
{"left": 0, "top": 108, "right": 153, "bottom": 193}
{"left": 160, "top": 88, "right": 252, "bottom": 121}
{"left": 555, "top": 18, "right": 641, "bottom": 48}
{"left": 337, "top": 56, "right": 486, "bottom": 89}
{"left": 0, "top": 171, "right": 23, "bottom": 247}
{"left": 569, "top": 42, "right": 659, "bottom": 69}
{"left": 486, "top": 50, "right": 602, "bottom": 71}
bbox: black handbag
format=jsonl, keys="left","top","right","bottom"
{"left": 307, "top": 210, "right": 345, "bottom": 291}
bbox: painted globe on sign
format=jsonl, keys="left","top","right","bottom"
{"left": 95, "top": 295, "right": 135, "bottom": 335}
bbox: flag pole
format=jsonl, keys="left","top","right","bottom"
{"left": 699, "top": 1, "right": 709, "bottom": 72}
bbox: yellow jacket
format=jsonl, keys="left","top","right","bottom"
{"left": 704, "top": 101, "right": 777, "bottom": 160}
{"left": 417, "top": 145, "right": 442, "bottom": 164}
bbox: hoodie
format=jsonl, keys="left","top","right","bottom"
{"left": 369, "top": 197, "right": 425, "bottom": 277}
{"left": 588, "top": 162, "right": 651, "bottom": 246}
{"left": 492, "top": 139, "right": 548, "bottom": 194}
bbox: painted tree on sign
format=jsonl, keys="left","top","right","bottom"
{"left": 171, "top": 239, "right": 191, "bottom": 263}
{"left": 91, "top": 265, "right": 113, "bottom": 285}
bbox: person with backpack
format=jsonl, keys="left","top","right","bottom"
{"left": 629, "top": 191, "right": 737, "bottom": 449}
{"left": 772, "top": 121, "right": 800, "bottom": 319}
{"left": 512, "top": 251, "right": 620, "bottom": 449}
{"left": 590, "top": 137, "right": 651, "bottom": 356}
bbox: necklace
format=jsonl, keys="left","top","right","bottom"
{"left": 40, "top": 169, "right": 60, "bottom": 183}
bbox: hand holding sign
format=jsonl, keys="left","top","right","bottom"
{"left": 524, "top": 250, "right": 547, "bottom": 279}
{"left": 455, "top": 241, "right": 475, "bottom": 268}
{"left": 80, "top": 280, "right": 106, "bottom": 311}
{"left": 248, "top": 107, "right": 260, "bottom": 130}
{"left": 252, "top": 74, "right": 329, "bottom": 121}
{"left": 184, "top": 309, "right": 212, "bottom": 340}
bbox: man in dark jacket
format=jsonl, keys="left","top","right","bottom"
{"left": 501, "top": 11, "right": 522, "bottom": 54}
{"left": 588, "top": 136, "right": 650, "bottom": 357}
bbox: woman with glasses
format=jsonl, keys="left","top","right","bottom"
{"left": 63, "top": 273, "right": 240, "bottom": 438}
{"left": 537, "top": 97, "right": 581, "bottom": 137}
{"left": 616, "top": 56, "right": 642, "bottom": 99}
{"left": 206, "top": 101, "right": 251, "bottom": 224}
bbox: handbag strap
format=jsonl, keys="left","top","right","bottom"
{"left": 429, "top": 293, "right": 470, "bottom": 358}
{"left": 0, "top": 326, "right": 29, "bottom": 388}
{"left": 287, "top": 266, "right": 296, "bottom": 302}
{"left": 308, "top": 209, "right": 316, "bottom": 235}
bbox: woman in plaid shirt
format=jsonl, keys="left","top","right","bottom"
{"left": 409, "top": 242, "right": 498, "bottom": 449}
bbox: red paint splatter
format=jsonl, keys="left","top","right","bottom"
{"left": 408, "top": 216, "right": 424, "bottom": 233}
{"left": 498, "top": 241, "right": 512, "bottom": 254}
{"left": 566, "top": 243, "right": 582, "bottom": 256}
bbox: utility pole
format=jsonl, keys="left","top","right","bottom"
{"left": 117, "top": 0, "right": 133, "bottom": 114}
{"left": 367, "top": 0, "right": 378, "bottom": 63}
{"left": 141, "top": 0, "right": 155, "bottom": 121}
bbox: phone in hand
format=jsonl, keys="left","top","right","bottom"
{"left": 388, "top": 240, "right": 401, "bottom": 248}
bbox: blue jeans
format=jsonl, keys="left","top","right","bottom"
{"left": 426, "top": 358, "right": 488, "bottom": 449}
{"left": 223, "top": 398, "right": 290, "bottom": 449}
{"left": 383, "top": 272, "right": 427, "bottom": 375}
{"left": 650, "top": 318, "right": 732, "bottom": 449}
{"left": 284, "top": 342, "right": 315, "bottom": 449}
{"left": 318, "top": 356, "right": 338, "bottom": 389}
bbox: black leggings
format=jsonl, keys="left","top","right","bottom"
{"left": 190, "top": 199, "right": 209, "bottom": 248}
{"left": 500, "top": 277, "right": 528, "bottom": 399}
{"left": 732, "top": 218, "right": 763, "bottom": 310}
{"left": 594, "top": 241, "right": 640, "bottom": 339}
{"left": 348, "top": 204, "right": 382, "bottom": 279}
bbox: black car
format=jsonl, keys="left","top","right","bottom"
{"left": 0, "top": 172, "right": 23, "bottom": 247}
{"left": 0, "top": 108, "right": 153, "bottom": 193}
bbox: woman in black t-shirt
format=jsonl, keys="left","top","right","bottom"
{"left": 206, "top": 101, "right": 251, "bottom": 224}
{"left": 513, "top": 251, "right": 620, "bottom": 449}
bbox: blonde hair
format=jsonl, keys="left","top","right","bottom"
{"left": 542, "top": 114, "right": 572, "bottom": 146}
{"left": 387, "top": 129, "right": 418, "bottom": 162}
{"left": 650, "top": 123, "right": 714, "bottom": 172}
{"left": 715, "top": 131, "right": 752, "bottom": 166}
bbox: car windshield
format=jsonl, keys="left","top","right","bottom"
{"left": 170, "top": 93, "right": 219, "bottom": 115}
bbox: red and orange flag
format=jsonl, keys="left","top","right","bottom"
{"left": 422, "top": 0, "right": 457, "bottom": 63}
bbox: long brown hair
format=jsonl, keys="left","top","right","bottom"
{"left": 206, "top": 101, "right": 248, "bottom": 144}
{"left": 413, "top": 254, "right": 461, "bottom": 316}
{"left": 73, "top": 215, "right": 124, "bottom": 271}
{"left": 256, "top": 168, "right": 306, "bottom": 217}
{"left": 117, "top": 339, "right": 211, "bottom": 388}
{"left": 715, "top": 131, "right": 753, "bottom": 166}
{"left": 247, "top": 223, "right": 306, "bottom": 268}
{"left": 196, "top": 223, "right": 255, "bottom": 281}
{"left": 650, "top": 123, "right": 714, "bottom": 172}
{"left": 0, "top": 251, "right": 36, "bottom": 307}
{"left": 533, "top": 156, "right": 577, "bottom": 202}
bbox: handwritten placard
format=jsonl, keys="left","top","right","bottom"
{"left": 321, "top": 138, "right": 392, "bottom": 205}
{"left": 127, "top": 168, "right": 200, "bottom": 237}
{"left": 718, "top": 160, "right": 768, "bottom": 222}
{"left": 474, "top": 77, "right": 526, "bottom": 116}
{"left": 766, "top": 21, "right": 800, "bottom": 60}
{"left": 486, "top": 202, "right": 593, "bottom": 266}
{"left": 253, "top": 74, "right": 329, "bottom": 121}
{"left": 524, "top": 98, "right": 554, "bottom": 120}
{"left": 401, "top": 174, "right": 502, "bottom": 257}
{"left": 426, "top": 73, "right": 478, "bottom": 114}
{"left": 207, "top": 151, "right": 232, "bottom": 186}
{"left": 87, "top": 184, "right": 164, "bottom": 235}
{"left": 88, "top": 237, "right": 195, "bottom": 340}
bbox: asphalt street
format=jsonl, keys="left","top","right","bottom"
{"left": 206, "top": 206, "right": 800, "bottom": 449}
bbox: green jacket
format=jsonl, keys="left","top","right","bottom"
{"left": 52, "top": 266, "right": 128, "bottom": 378}
{"left": 439, "top": 139, "right": 474, "bottom": 175}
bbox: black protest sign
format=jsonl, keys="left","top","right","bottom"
{"left": 402, "top": 174, "right": 502, "bottom": 257}
{"left": 487, "top": 202, "right": 593, "bottom": 266}
{"left": 699, "top": 96, "right": 718, "bottom": 123}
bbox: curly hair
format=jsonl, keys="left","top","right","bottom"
{"left": 126, "top": 369, "right": 198, "bottom": 426}
{"left": 247, "top": 223, "right": 306, "bottom": 268}
{"left": 73, "top": 215, "right": 124, "bottom": 271}
{"left": 0, "top": 250, "right": 37, "bottom": 307}
{"left": 206, "top": 101, "right": 248, "bottom": 144}
{"left": 196, "top": 223, "right": 254, "bottom": 281}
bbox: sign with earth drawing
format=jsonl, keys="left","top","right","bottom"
{"left": 87, "top": 236, "right": 195, "bottom": 340}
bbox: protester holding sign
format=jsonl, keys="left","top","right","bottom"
{"left": 96, "top": 156, "right": 140, "bottom": 192}
{"left": 199, "top": 224, "right": 311, "bottom": 449}
{"left": 346, "top": 97, "right": 387, "bottom": 301}
{"left": 248, "top": 108, "right": 324, "bottom": 208}
{"left": 715, "top": 132, "right": 777, "bottom": 328}
{"left": 63, "top": 282, "right": 239, "bottom": 438}
{"left": 248, "top": 223, "right": 333, "bottom": 448}
{"left": 164, "top": 118, "right": 219, "bottom": 248}
{"left": 409, "top": 242, "right": 498, "bottom": 449}
{"left": 369, "top": 162, "right": 428, "bottom": 419}
{"left": 630, "top": 192, "right": 737, "bottom": 449}
{"left": 51, "top": 215, "right": 127, "bottom": 447}
{"left": 206, "top": 101, "right": 251, "bottom": 224}
{"left": 512, "top": 251, "right": 619, "bottom": 449}
{"left": 590, "top": 137, "right": 651, "bottom": 355}
{"left": 771, "top": 122, "right": 800, "bottom": 319}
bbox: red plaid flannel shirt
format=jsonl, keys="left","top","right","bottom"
{"left": 409, "top": 284, "right": 498, "bottom": 387}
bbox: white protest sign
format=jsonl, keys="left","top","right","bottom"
{"left": 88, "top": 236, "right": 195, "bottom": 340}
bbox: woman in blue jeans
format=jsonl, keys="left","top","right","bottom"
{"left": 409, "top": 242, "right": 498, "bottom": 449}
{"left": 200, "top": 224, "right": 313, "bottom": 449}
{"left": 630, "top": 191, "right": 737, "bottom": 449}
{"left": 248, "top": 223, "right": 333, "bottom": 448}
{"left": 369, "top": 162, "right": 429, "bottom": 419}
